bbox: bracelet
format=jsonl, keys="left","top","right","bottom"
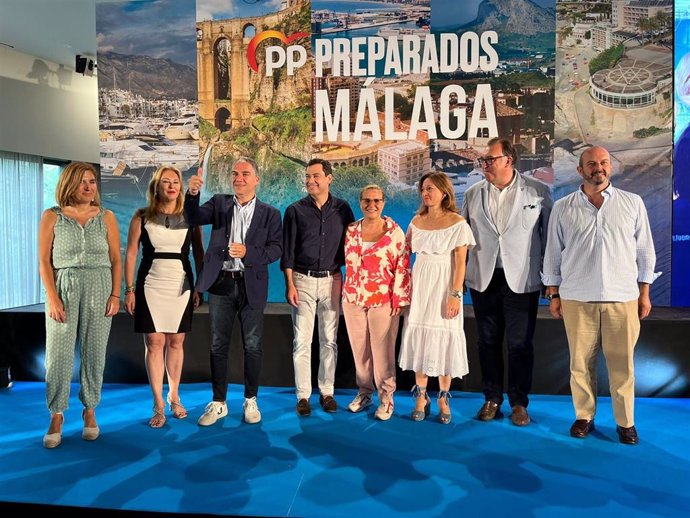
{"left": 449, "top": 289, "right": 462, "bottom": 300}
{"left": 125, "top": 285, "right": 135, "bottom": 293}
{"left": 109, "top": 293, "right": 120, "bottom": 299}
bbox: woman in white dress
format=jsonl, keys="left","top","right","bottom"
{"left": 399, "top": 172, "right": 475, "bottom": 424}
{"left": 124, "top": 166, "right": 204, "bottom": 427}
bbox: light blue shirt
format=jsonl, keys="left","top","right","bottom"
{"left": 541, "top": 184, "right": 658, "bottom": 302}
{"left": 223, "top": 196, "right": 256, "bottom": 272}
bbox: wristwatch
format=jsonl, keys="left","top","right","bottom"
{"left": 450, "top": 289, "right": 462, "bottom": 300}
{"left": 545, "top": 293, "right": 560, "bottom": 300}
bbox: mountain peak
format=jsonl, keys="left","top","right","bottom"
{"left": 462, "top": 0, "right": 554, "bottom": 36}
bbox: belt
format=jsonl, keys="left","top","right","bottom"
{"left": 219, "top": 270, "right": 244, "bottom": 279}
{"left": 294, "top": 268, "right": 339, "bottom": 278}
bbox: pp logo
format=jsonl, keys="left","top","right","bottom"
{"left": 247, "top": 30, "right": 309, "bottom": 76}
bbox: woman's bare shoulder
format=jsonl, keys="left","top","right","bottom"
{"left": 447, "top": 212, "right": 465, "bottom": 224}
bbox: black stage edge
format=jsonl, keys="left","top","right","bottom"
{"left": 0, "top": 502, "right": 251, "bottom": 517}
{"left": 1, "top": 305, "right": 689, "bottom": 397}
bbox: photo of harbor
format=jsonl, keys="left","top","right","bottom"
{"left": 312, "top": 0, "right": 430, "bottom": 38}
{"left": 95, "top": 0, "right": 199, "bottom": 252}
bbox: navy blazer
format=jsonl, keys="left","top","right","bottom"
{"left": 185, "top": 193, "right": 282, "bottom": 309}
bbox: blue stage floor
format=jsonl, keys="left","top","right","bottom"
{"left": 0, "top": 382, "right": 689, "bottom": 517}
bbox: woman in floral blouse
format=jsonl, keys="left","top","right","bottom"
{"left": 342, "top": 184, "right": 411, "bottom": 420}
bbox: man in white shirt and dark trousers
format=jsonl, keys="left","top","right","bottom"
{"left": 462, "top": 137, "right": 553, "bottom": 426}
{"left": 185, "top": 158, "right": 282, "bottom": 426}
{"left": 542, "top": 146, "right": 657, "bottom": 445}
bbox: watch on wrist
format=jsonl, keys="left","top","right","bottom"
{"left": 546, "top": 293, "right": 560, "bottom": 300}
{"left": 450, "top": 289, "right": 462, "bottom": 300}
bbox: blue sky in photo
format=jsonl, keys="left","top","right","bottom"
{"left": 196, "top": 0, "right": 284, "bottom": 22}
{"left": 96, "top": 0, "right": 196, "bottom": 66}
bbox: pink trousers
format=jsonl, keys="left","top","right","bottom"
{"left": 342, "top": 301, "right": 400, "bottom": 403}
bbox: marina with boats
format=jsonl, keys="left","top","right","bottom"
{"left": 98, "top": 87, "right": 199, "bottom": 197}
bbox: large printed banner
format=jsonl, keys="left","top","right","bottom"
{"left": 97, "top": 0, "right": 681, "bottom": 306}
{"left": 95, "top": 0, "right": 199, "bottom": 263}
{"left": 675, "top": 0, "right": 690, "bottom": 306}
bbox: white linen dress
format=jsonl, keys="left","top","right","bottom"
{"left": 399, "top": 220, "right": 476, "bottom": 378}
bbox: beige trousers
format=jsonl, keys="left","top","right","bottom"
{"left": 342, "top": 301, "right": 399, "bottom": 403}
{"left": 561, "top": 299, "right": 640, "bottom": 428}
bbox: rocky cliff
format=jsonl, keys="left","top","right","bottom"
{"left": 460, "top": 0, "right": 554, "bottom": 36}
{"left": 248, "top": 2, "right": 311, "bottom": 114}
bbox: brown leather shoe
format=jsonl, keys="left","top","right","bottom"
{"left": 477, "top": 401, "right": 501, "bottom": 421}
{"left": 616, "top": 425, "right": 639, "bottom": 445}
{"left": 296, "top": 398, "right": 311, "bottom": 417}
{"left": 510, "top": 405, "right": 530, "bottom": 426}
{"left": 319, "top": 395, "right": 337, "bottom": 413}
{"left": 569, "top": 419, "right": 594, "bottom": 438}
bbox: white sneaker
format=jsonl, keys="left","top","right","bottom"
{"left": 197, "top": 401, "right": 228, "bottom": 426}
{"left": 243, "top": 397, "right": 261, "bottom": 424}
{"left": 375, "top": 400, "right": 394, "bottom": 421}
{"left": 348, "top": 392, "right": 373, "bottom": 413}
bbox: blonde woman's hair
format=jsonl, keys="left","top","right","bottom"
{"left": 359, "top": 184, "right": 385, "bottom": 201}
{"left": 416, "top": 172, "right": 458, "bottom": 215}
{"left": 55, "top": 162, "right": 100, "bottom": 208}
{"left": 145, "top": 165, "right": 184, "bottom": 219}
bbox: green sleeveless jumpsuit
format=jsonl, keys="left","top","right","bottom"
{"left": 45, "top": 207, "right": 114, "bottom": 413}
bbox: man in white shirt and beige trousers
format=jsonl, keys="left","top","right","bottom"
{"left": 542, "top": 146, "right": 657, "bottom": 445}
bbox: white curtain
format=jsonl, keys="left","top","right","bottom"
{"left": 0, "top": 151, "right": 43, "bottom": 310}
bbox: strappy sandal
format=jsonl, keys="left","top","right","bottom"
{"left": 149, "top": 407, "right": 166, "bottom": 428}
{"left": 167, "top": 395, "right": 188, "bottom": 419}
{"left": 410, "top": 385, "right": 430, "bottom": 422}
{"left": 437, "top": 390, "right": 453, "bottom": 425}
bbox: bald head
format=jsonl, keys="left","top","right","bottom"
{"left": 579, "top": 146, "right": 610, "bottom": 168}
{"left": 577, "top": 146, "right": 611, "bottom": 189}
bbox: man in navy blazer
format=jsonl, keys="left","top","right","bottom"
{"left": 462, "top": 138, "right": 552, "bottom": 426}
{"left": 185, "top": 157, "right": 282, "bottom": 426}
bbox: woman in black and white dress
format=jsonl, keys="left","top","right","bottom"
{"left": 124, "top": 165, "right": 204, "bottom": 427}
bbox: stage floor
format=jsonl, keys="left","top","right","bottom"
{"left": 0, "top": 383, "right": 688, "bottom": 517}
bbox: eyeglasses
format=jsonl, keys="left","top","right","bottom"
{"left": 360, "top": 198, "right": 384, "bottom": 205}
{"left": 475, "top": 155, "right": 508, "bottom": 168}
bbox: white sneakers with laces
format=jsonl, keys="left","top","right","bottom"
{"left": 348, "top": 392, "right": 373, "bottom": 413}
{"left": 197, "top": 401, "right": 228, "bottom": 426}
{"left": 375, "top": 400, "right": 394, "bottom": 421}
{"left": 243, "top": 397, "right": 261, "bottom": 424}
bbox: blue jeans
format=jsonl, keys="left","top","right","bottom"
{"left": 208, "top": 276, "right": 264, "bottom": 400}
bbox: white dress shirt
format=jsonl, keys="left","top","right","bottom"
{"left": 223, "top": 195, "right": 256, "bottom": 272}
{"left": 487, "top": 171, "right": 518, "bottom": 268}
{"left": 542, "top": 183, "right": 658, "bottom": 302}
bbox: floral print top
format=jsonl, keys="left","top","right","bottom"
{"left": 343, "top": 216, "right": 411, "bottom": 309}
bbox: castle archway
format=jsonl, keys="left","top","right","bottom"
{"left": 243, "top": 24, "right": 256, "bottom": 39}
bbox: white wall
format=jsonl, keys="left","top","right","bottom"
{"left": 0, "top": 46, "right": 100, "bottom": 163}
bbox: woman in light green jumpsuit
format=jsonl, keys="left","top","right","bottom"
{"left": 38, "top": 162, "right": 122, "bottom": 448}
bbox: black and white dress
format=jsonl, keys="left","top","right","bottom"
{"left": 134, "top": 211, "right": 195, "bottom": 333}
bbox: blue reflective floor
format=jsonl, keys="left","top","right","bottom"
{"left": 0, "top": 382, "right": 689, "bottom": 517}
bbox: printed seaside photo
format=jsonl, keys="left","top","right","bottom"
{"left": 96, "top": 0, "right": 199, "bottom": 267}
